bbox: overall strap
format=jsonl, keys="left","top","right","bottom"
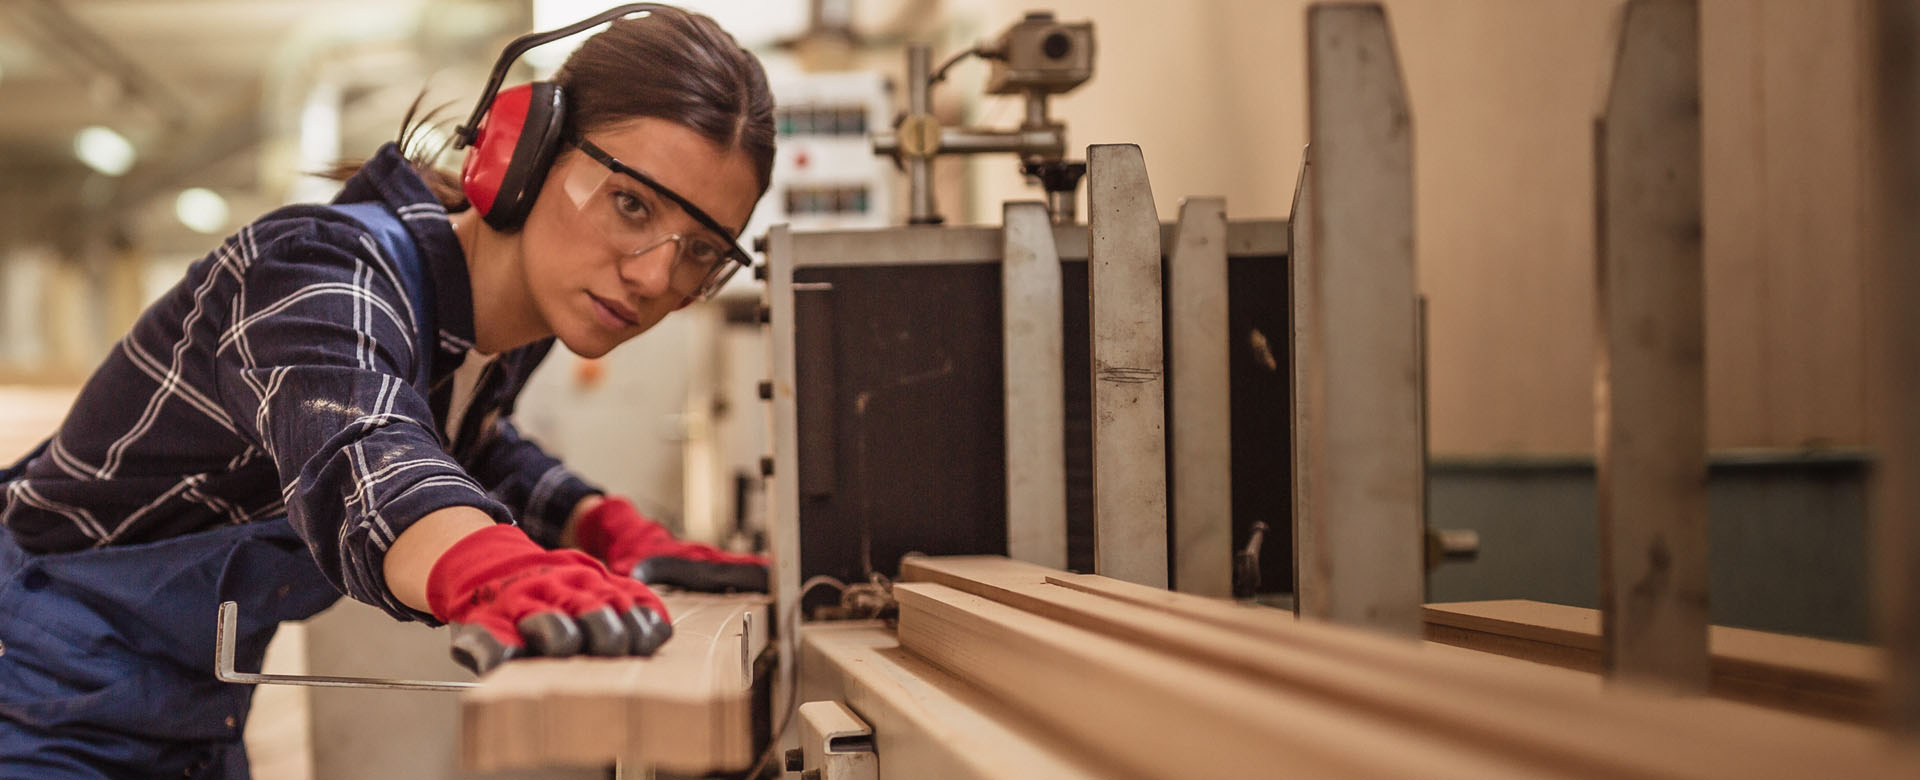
{"left": 331, "top": 202, "right": 438, "bottom": 389}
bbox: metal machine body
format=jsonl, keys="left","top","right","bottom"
{"left": 761, "top": 216, "right": 1294, "bottom": 624}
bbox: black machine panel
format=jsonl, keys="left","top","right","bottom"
{"left": 789, "top": 253, "right": 1291, "bottom": 611}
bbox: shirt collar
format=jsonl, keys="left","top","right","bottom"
{"left": 330, "top": 143, "right": 478, "bottom": 355}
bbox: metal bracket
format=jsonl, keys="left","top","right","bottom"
{"left": 215, "top": 601, "right": 479, "bottom": 692}
{"left": 797, "top": 700, "right": 878, "bottom": 780}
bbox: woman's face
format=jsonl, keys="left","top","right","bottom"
{"left": 519, "top": 116, "right": 760, "bottom": 359}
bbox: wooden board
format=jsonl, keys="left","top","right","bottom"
{"left": 1593, "top": 0, "right": 1711, "bottom": 691}
{"left": 895, "top": 581, "right": 1549, "bottom": 779}
{"left": 799, "top": 623, "right": 1121, "bottom": 780}
{"left": 898, "top": 556, "right": 1913, "bottom": 779}
{"left": 0, "top": 385, "right": 75, "bottom": 463}
{"left": 460, "top": 593, "right": 768, "bottom": 774}
{"left": 1425, "top": 600, "right": 1884, "bottom": 723}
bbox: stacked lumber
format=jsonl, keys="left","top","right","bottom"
{"left": 460, "top": 592, "right": 768, "bottom": 774}
{"left": 801, "top": 622, "right": 1127, "bottom": 779}
{"left": 896, "top": 556, "right": 1917, "bottom": 779}
{"left": 1424, "top": 599, "right": 1885, "bottom": 723}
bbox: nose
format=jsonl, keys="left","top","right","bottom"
{"left": 617, "top": 236, "right": 680, "bottom": 299}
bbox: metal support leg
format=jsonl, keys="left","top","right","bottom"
{"left": 1169, "top": 197, "right": 1232, "bottom": 597}
{"left": 1594, "top": 0, "right": 1709, "bottom": 693}
{"left": 1003, "top": 201, "right": 1068, "bottom": 570}
{"left": 765, "top": 224, "right": 804, "bottom": 724}
{"left": 1866, "top": 0, "right": 1920, "bottom": 737}
{"left": 1087, "top": 143, "right": 1169, "bottom": 589}
{"left": 1302, "top": 4, "right": 1422, "bottom": 637}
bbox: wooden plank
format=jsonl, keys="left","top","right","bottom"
{"left": 0, "top": 384, "right": 75, "bottom": 462}
{"left": 798, "top": 624, "right": 1121, "bottom": 780}
{"left": 1593, "top": 0, "right": 1710, "bottom": 692}
{"left": 1168, "top": 197, "right": 1233, "bottom": 597}
{"left": 1424, "top": 600, "right": 1884, "bottom": 723}
{"left": 460, "top": 593, "right": 768, "bottom": 774}
{"left": 1086, "top": 143, "right": 1169, "bottom": 588}
{"left": 905, "top": 555, "right": 1295, "bottom": 642}
{"left": 896, "top": 581, "right": 1546, "bottom": 779}
{"left": 899, "top": 556, "right": 1912, "bottom": 778}
{"left": 1865, "top": 0, "right": 1920, "bottom": 735}
{"left": 1303, "top": 2, "right": 1423, "bottom": 636}
{"left": 902, "top": 561, "right": 1671, "bottom": 776}
{"left": 1287, "top": 149, "right": 1325, "bottom": 614}
{"left": 1002, "top": 201, "right": 1068, "bottom": 570}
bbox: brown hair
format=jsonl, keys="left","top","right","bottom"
{"left": 338, "top": 6, "right": 775, "bottom": 212}
{"left": 556, "top": 7, "right": 776, "bottom": 192}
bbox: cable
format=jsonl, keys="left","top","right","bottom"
{"left": 741, "top": 574, "right": 850, "bottom": 778}
{"left": 928, "top": 45, "right": 988, "bottom": 86}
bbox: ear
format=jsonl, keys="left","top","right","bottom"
{"left": 673, "top": 296, "right": 694, "bottom": 311}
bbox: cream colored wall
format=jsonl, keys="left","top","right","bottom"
{"left": 964, "top": 0, "right": 1869, "bottom": 455}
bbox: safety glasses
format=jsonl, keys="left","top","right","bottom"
{"left": 560, "top": 135, "right": 752, "bottom": 300}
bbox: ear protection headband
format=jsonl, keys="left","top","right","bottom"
{"left": 454, "top": 4, "right": 669, "bottom": 231}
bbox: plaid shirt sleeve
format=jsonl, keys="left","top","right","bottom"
{"left": 214, "top": 221, "right": 513, "bottom": 623}
{"left": 466, "top": 419, "right": 602, "bottom": 549}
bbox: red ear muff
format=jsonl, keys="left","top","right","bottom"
{"left": 460, "top": 82, "right": 567, "bottom": 231}
{"left": 453, "top": 6, "right": 662, "bottom": 227}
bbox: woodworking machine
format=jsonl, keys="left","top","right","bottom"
{"left": 756, "top": 13, "right": 1306, "bottom": 778}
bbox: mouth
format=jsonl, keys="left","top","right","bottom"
{"left": 587, "top": 292, "right": 641, "bottom": 330}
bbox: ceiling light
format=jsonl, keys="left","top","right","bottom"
{"left": 175, "top": 188, "right": 230, "bottom": 234}
{"left": 74, "top": 126, "right": 135, "bottom": 176}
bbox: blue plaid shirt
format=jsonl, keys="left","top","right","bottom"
{"left": 0, "top": 144, "right": 600, "bottom": 622}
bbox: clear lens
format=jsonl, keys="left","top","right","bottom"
{"left": 560, "top": 159, "right": 739, "bottom": 299}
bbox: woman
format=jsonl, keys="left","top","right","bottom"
{"left": 0, "top": 5, "right": 773, "bottom": 777}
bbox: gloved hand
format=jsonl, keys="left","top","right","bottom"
{"left": 574, "top": 496, "right": 770, "bottom": 593}
{"left": 427, "top": 524, "right": 673, "bottom": 675}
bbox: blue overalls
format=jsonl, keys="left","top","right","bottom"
{"left": 0, "top": 202, "right": 433, "bottom": 779}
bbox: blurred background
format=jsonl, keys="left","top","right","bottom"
{"left": 0, "top": 1, "right": 1881, "bottom": 777}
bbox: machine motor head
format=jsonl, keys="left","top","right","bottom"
{"left": 984, "top": 11, "right": 1094, "bottom": 96}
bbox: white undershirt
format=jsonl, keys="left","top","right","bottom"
{"left": 445, "top": 349, "right": 499, "bottom": 445}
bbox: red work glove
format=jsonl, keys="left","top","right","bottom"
{"left": 574, "top": 496, "right": 770, "bottom": 593}
{"left": 427, "top": 524, "right": 672, "bottom": 675}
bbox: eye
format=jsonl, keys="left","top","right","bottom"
{"left": 610, "top": 190, "right": 650, "bottom": 223}
{"left": 684, "top": 239, "right": 726, "bottom": 265}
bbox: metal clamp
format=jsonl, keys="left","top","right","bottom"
{"left": 215, "top": 601, "right": 478, "bottom": 692}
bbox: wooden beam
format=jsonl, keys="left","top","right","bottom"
{"left": 1866, "top": 0, "right": 1920, "bottom": 738}
{"left": 896, "top": 581, "right": 1542, "bottom": 778}
{"left": 897, "top": 556, "right": 1914, "bottom": 778}
{"left": 1086, "top": 143, "right": 1169, "bottom": 588}
{"left": 1168, "top": 197, "right": 1234, "bottom": 597}
{"left": 1425, "top": 600, "right": 1884, "bottom": 724}
{"left": 799, "top": 623, "right": 1119, "bottom": 780}
{"left": 1303, "top": 2, "right": 1423, "bottom": 636}
{"left": 460, "top": 594, "right": 767, "bottom": 774}
{"left": 1002, "top": 201, "right": 1069, "bottom": 570}
{"left": 1593, "top": 0, "right": 1710, "bottom": 692}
